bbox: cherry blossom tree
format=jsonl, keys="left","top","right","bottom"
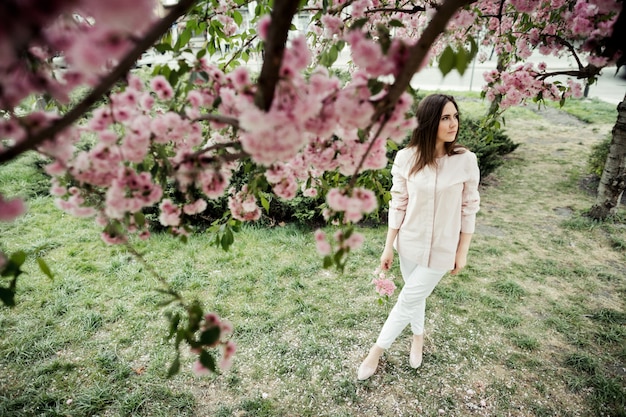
{"left": 1, "top": 0, "right": 624, "bottom": 374}
{"left": 464, "top": 0, "right": 625, "bottom": 220}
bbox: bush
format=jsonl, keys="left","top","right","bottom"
{"left": 456, "top": 118, "right": 519, "bottom": 179}
{"left": 25, "top": 116, "right": 516, "bottom": 230}
{"left": 587, "top": 136, "right": 611, "bottom": 177}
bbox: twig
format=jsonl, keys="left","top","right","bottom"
{"left": 194, "top": 113, "right": 240, "bottom": 128}
{"left": 125, "top": 243, "right": 182, "bottom": 299}
{"left": 221, "top": 33, "right": 260, "bottom": 71}
{"left": 365, "top": 5, "right": 426, "bottom": 14}
{"left": 536, "top": 66, "right": 602, "bottom": 81}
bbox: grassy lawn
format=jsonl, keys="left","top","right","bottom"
{"left": 1, "top": 96, "right": 625, "bottom": 416}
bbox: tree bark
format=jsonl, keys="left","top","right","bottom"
{"left": 588, "top": 92, "right": 626, "bottom": 220}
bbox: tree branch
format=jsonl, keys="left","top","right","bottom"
{"left": 536, "top": 65, "right": 602, "bottom": 80}
{"left": 254, "top": 0, "right": 300, "bottom": 111}
{"left": 366, "top": 5, "right": 426, "bottom": 14}
{"left": 371, "top": 0, "right": 476, "bottom": 122}
{"left": 193, "top": 113, "right": 240, "bottom": 128}
{"left": 0, "top": 0, "right": 197, "bottom": 165}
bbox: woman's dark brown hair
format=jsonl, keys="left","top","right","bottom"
{"left": 407, "top": 94, "right": 465, "bottom": 176}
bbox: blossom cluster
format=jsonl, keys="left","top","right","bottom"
{"left": 372, "top": 267, "right": 397, "bottom": 301}
{"left": 475, "top": 0, "right": 620, "bottom": 108}
{"left": 30, "top": 16, "right": 420, "bottom": 247}
{"left": 0, "top": 0, "right": 158, "bottom": 110}
{"left": 314, "top": 228, "right": 365, "bottom": 257}
{"left": 0, "top": 195, "right": 26, "bottom": 222}
{"left": 191, "top": 312, "right": 237, "bottom": 374}
{"left": 325, "top": 187, "right": 377, "bottom": 223}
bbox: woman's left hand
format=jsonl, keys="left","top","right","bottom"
{"left": 450, "top": 253, "right": 467, "bottom": 275}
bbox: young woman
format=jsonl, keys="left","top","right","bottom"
{"left": 357, "top": 94, "right": 480, "bottom": 380}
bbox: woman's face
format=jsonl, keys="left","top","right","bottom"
{"left": 436, "top": 101, "right": 459, "bottom": 145}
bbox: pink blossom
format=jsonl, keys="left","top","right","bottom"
{"left": 187, "top": 90, "right": 203, "bottom": 108}
{"left": 258, "top": 15, "right": 271, "bottom": 41}
{"left": 101, "top": 232, "right": 127, "bottom": 245}
{"left": 197, "top": 169, "right": 230, "bottom": 199}
{"left": 159, "top": 199, "right": 181, "bottom": 227}
{"left": 219, "top": 340, "right": 236, "bottom": 370}
{"left": 81, "top": 0, "right": 157, "bottom": 33}
{"left": 228, "top": 187, "right": 261, "bottom": 222}
{"left": 227, "top": 67, "right": 251, "bottom": 90}
{"left": 183, "top": 199, "right": 208, "bottom": 215}
{"left": 0, "top": 195, "right": 26, "bottom": 221}
{"left": 345, "top": 232, "right": 365, "bottom": 250}
{"left": 204, "top": 313, "right": 221, "bottom": 327}
{"left": 321, "top": 14, "right": 343, "bottom": 37}
{"left": 220, "top": 320, "right": 233, "bottom": 338}
{"left": 192, "top": 360, "right": 211, "bottom": 376}
{"left": 316, "top": 239, "right": 332, "bottom": 256}
{"left": 372, "top": 277, "right": 396, "bottom": 297}
{"left": 302, "top": 187, "right": 318, "bottom": 197}
{"left": 150, "top": 75, "right": 174, "bottom": 100}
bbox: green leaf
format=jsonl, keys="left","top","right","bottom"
{"left": 388, "top": 19, "right": 405, "bottom": 28}
{"left": 188, "top": 301, "right": 204, "bottom": 329}
{"left": 167, "top": 354, "right": 181, "bottom": 378}
{"left": 260, "top": 194, "right": 270, "bottom": 213}
{"left": 221, "top": 228, "right": 234, "bottom": 251}
{"left": 351, "top": 18, "right": 369, "bottom": 30}
{"left": 199, "top": 326, "right": 221, "bottom": 346}
{"left": 154, "top": 43, "right": 172, "bottom": 53}
{"left": 167, "top": 313, "right": 181, "bottom": 339}
{"left": 199, "top": 349, "right": 217, "bottom": 372}
{"left": 367, "top": 79, "right": 384, "bottom": 96}
{"left": 134, "top": 212, "right": 145, "bottom": 227}
{"left": 0, "top": 287, "right": 16, "bottom": 307}
{"left": 37, "top": 258, "right": 54, "bottom": 280}
{"left": 10, "top": 251, "right": 26, "bottom": 267}
{"left": 438, "top": 46, "right": 456, "bottom": 76}
{"left": 456, "top": 47, "right": 468, "bottom": 76}
{"left": 233, "top": 10, "right": 243, "bottom": 25}
{"left": 468, "top": 35, "right": 479, "bottom": 57}
{"left": 175, "top": 27, "right": 193, "bottom": 50}
{"left": 323, "top": 255, "right": 333, "bottom": 269}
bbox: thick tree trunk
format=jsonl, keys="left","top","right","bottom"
{"left": 588, "top": 93, "right": 626, "bottom": 220}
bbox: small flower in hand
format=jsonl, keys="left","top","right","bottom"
{"left": 371, "top": 268, "right": 396, "bottom": 305}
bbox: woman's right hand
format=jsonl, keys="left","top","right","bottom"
{"left": 380, "top": 246, "right": 394, "bottom": 271}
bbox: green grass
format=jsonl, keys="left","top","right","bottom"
{"left": 546, "top": 97, "right": 619, "bottom": 124}
{"left": 1, "top": 100, "right": 625, "bottom": 416}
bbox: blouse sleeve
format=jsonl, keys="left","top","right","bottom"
{"left": 388, "top": 152, "right": 409, "bottom": 230}
{"left": 461, "top": 152, "right": 481, "bottom": 233}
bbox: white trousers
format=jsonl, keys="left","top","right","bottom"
{"left": 375, "top": 257, "right": 446, "bottom": 349}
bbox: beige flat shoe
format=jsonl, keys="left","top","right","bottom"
{"left": 357, "top": 346, "right": 383, "bottom": 380}
{"left": 409, "top": 349, "right": 422, "bottom": 368}
{"left": 410, "top": 334, "right": 424, "bottom": 369}
{"left": 357, "top": 361, "right": 377, "bottom": 380}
